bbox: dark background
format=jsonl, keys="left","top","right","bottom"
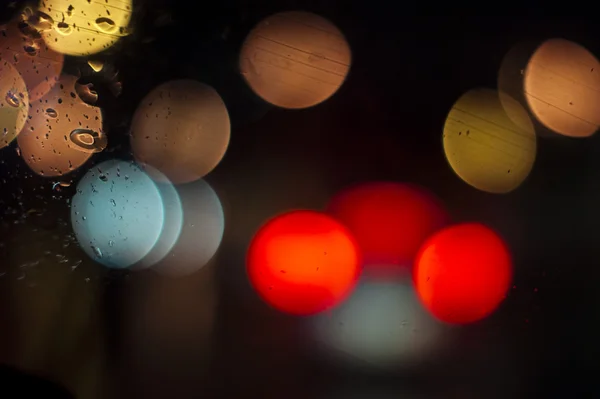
{"left": 1, "top": 1, "right": 599, "bottom": 398}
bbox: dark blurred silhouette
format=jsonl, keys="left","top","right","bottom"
{"left": 0, "top": 364, "right": 74, "bottom": 398}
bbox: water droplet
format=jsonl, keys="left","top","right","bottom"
{"left": 94, "top": 17, "right": 117, "bottom": 33}
{"left": 108, "top": 240, "right": 114, "bottom": 247}
{"left": 110, "top": 81, "right": 123, "bottom": 97}
{"left": 91, "top": 246, "right": 102, "bottom": 258}
{"left": 99, "top": 174, "right": 107, "bottom": 182}
{"left": 88, "top": 60, "right": 104, "bottom": 72}
{"left": 6, "top": 91, "right": 20, "bottom": 107}
{"left": 23, "top": 43, "right": 38, "bottom": 56}
{"left": 17, "top": 22, "right": 41, "bottom": 39}
{"left": 75, "top": 82, "right": 98, "bottom": 105}
{"left": 45, "top": 108, "right": 58, "bottom": 118}
{"left": 26, "top": 11, "right": 54, "bottom": 31}
{"left": 110, "top": 199, "right": 116, "bottom": 206}
{"left": 55, "top": 22, "right": 73, "bottom": 36}
{"left": 69, "top": 129, "right": 107, "bottom": 153}
{"left": 71, "top": 259, "right": 82, "bottom": 270}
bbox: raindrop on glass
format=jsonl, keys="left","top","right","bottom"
{"left": 69, "top": 129, "right": 107, "bottom": 153}
{"left": 23, "top": 43, "right": 38, "bottom": 56}
{"left": 45, "top": 108, "right": 58, "bottom": 118}
{"left": 55, "top": 22, "right": 73, "bottom": 36}
{"left": 88, "top": 60, "right": 104, "bottom": 72}
{"left": 94, "top": 18, "right": 117, "bottom": 33}
{"left": 6, "top": 91, "right": 20, "bottom": 107}
{"left": 75, "top": 82, "right": 98, "bottom": 105}
{"left": 26, "top": 11, "right": 54, "bottom": 31}
{"left": 91, "top": 246, "right": 102, "bottom": 258}
{"left": 71, "top": 259, "right": 82, "bottom": 270}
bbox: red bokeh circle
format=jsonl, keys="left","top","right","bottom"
{"left": 247, "top": 210, "right": 362, "bottom": 315}
{"left": 413, "top": 223, "right": 512, "bottom": 324}
{"left": 327, "top": 182, "right": 449, "bottom": 274}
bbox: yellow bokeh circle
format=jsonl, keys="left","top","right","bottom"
{"left": 443, "top": 88, "right": 536, "bottom": 194}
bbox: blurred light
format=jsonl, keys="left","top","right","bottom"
{"left": 497, "top": 41, "right": 541, "bottom": 129}
{"left": 152, "top": 179, "right": 224, "bottom": 277}
{"left": 414, "top": 223, "right": 512, "bottom": 324}
{"left": 327, "top": 182, "right": 448, "bottom": 276}
{"left": 132, "top": 166, "right": 183, "bottom": 270}
{"left": 38, "top": 0, "right": 132, "bottom": 57}
{"left": 239, "top": 11, "right": 351, "bottom": 109}
{"left": 443, "top": 88, "right": 536, "bottom": 194}
{"left": 70, "top": 159, "right": 165, "bottom": 269}
{"left": 0, "top": 60, "right": 28, "bottom": 149}
{"left": 524, "top": 38, "right": 600, "bottom": 138}
{"left": 0, "top": 19, "right": 64, "bottom": 101}
{"left": 247, "top": 210, "right": 361, "bottom": 315}
{"left": 17, "top": 74, "right": 104, "bottom": 176}
{"left": 312, "top": 275, "right": 445, "bottom": 368}
{"left": 130, "top": 80, "right": 230, "bottom": 184}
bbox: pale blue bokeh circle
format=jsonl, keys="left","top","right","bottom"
{"left": 131, "top": 164, "right": 183, "bottom": 270}
{"left": 71, "top": 159, "right": 165, "bottom": 269}
{"left": 134, "top": 179, "right": 183, "bottom": 269}
{"left": 153, "top": 179, "right": 224, "bottom": 277}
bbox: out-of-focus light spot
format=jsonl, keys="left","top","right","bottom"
{"left": 443, "top": 88, "right": 536, "bottom": 194}
{"left": 414, "top": 223, "right": 512, "bottom": 324}
{"left": 239, "top": 11, "right": 351, "bottom": 109}
{"left": 70, "top": 159, "right": 165, "bottom": 269}
{"left": 38, "top": 0, "right": 132, "bottom": 57}
{"left": 497, "top": 40, "right": 538, "bottom": 124}
{"left": 17, "top": 74, "right": 103, "bottom": 176}
{"left": 0, "top": 20, "right": 64, "bottom": 101}
{"left": 0, "top": 60, "right": 28, "bottom": 149}
{"left": 524, "top": 38, "right": 600, "bottom": 138}
{"left": 327, "top": 182, "right": 448, "bottom": 276}
{"left": 135, "top": 178, "right": 182, "bottom": 269}
{"left": 130, "top": 80, "right": 230, "bottom": 184}
{"left": 247, "top": 210, "right": 361, "bottom": 316}
{"left": 152, "top": 179, "right": 223, "bottom": 277}
{"left": 312, "top": 275, "right": 445, "bottom": 367}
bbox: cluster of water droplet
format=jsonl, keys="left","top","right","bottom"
{"left": 36, "top": 0, "right": 133, "bottom": 57}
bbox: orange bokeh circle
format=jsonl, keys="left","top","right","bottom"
{"left": 247, "top": 210, "right": 362, "bottom": 315}
{"left": 413, "top": 223, "right": 512, "bottom": 324}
